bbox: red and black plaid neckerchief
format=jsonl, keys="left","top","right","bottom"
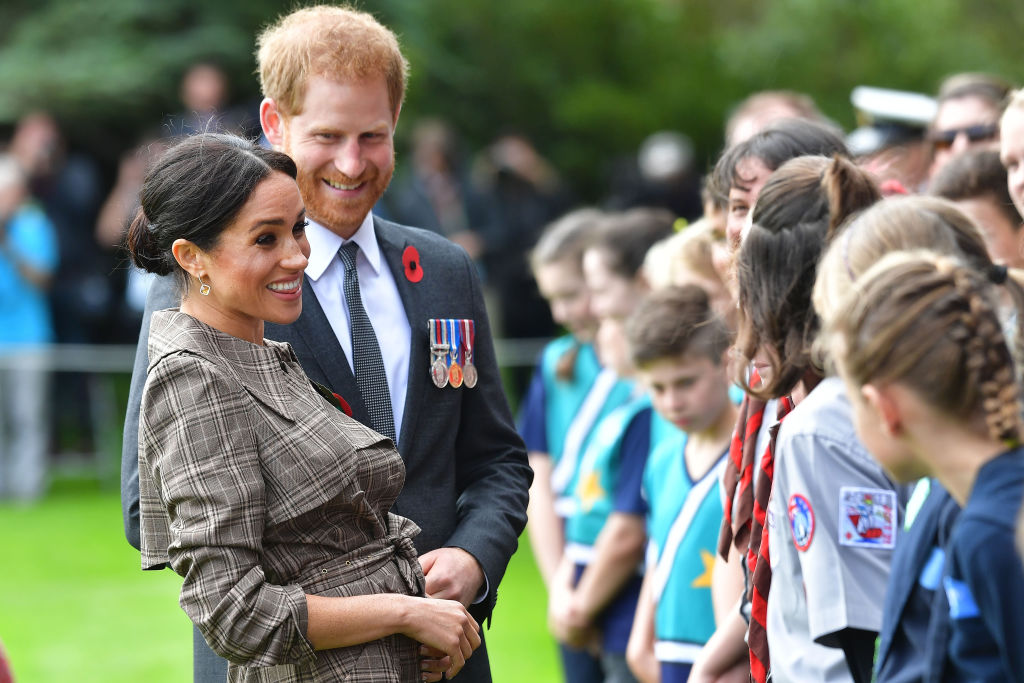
{"left": 746, "top": 395, "right": 794, "bottom": 683}
{"left": 717, "top": 392, "right": 767, "bottom": 562}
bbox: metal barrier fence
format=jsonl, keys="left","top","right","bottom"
{"left": 0, "top": 338, "right": 550, "bottom": 487}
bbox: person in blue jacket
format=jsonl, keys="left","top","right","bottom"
{"left": 829, "top": 251, "right": 1024, "bottom": 682}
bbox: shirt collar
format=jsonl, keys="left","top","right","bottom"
{"left": 304, "top": 212, "right": 381, "bottom": 281}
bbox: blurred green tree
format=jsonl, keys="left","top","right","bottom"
{"left": 0, "top": 0, "right": 1020, "bottom": 199}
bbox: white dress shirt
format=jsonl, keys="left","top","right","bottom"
{"left": 304, "top": 213, "right": 411, "bottom": 445}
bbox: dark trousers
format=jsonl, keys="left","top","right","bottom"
{"left": 193, "top": 625, "right": 228, "bottom": 683}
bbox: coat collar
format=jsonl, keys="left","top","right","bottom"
{"left": 148, "top": 309, "right": 299, "bottom": 420}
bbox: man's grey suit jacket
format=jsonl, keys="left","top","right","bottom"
{"left": 121, "top": 217, "right": 532, "bottom": 682}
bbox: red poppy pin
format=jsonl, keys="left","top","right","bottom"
{"left": 402, "top": 245, "right": 423, "bottom": 283}
{"left": 331, "top": 392, "right": 353, "bottom": 417}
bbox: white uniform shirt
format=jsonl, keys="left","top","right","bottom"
{"left": 304, "top": 214, "right": 411, "bottom": 445}
{"left": 766, "top": 377, "right": 904, "bottom": 682}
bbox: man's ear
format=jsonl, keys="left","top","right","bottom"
{"left": 862, "top": 383, "right": 902, "bottom": 439}
{"left": 172, "top": 238, "right": 205, "bottom": 280}
{"left": 392, "top": 100, "right": 402, "bottom": 130}
{"left": 260, "top": 98, "right": 285, "bottom": 148}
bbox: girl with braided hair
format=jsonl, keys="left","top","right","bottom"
{"left": 814, "top": 194, "right": 1024, "bottom": 683}
{"left": 828, "top": 251, "right": 1024, "bottom": 682}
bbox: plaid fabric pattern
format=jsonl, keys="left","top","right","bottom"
{"left": 338, "top": 242, "right": 396, "bottom": 442}
{"left": 138, "top": 310, "right": 423, "bottom": 682}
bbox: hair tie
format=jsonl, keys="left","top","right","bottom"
{"left": 988, "top": 264, "right": 1009, "bottom": 285}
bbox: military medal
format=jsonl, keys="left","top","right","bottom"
{"left": 447, "top": 318, "right": 464, "bottom": 388}
{"left": 429, "top": 318, "right": 449, "bottom": 388}
{"left": 462, "top": 319, "right": 478, "bottom": 388}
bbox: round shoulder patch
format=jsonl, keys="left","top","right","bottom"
{"left": 788, "top": 493, "right": 815, "bottom": 551}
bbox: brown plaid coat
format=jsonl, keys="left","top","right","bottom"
{"left": 139, "top": 310, "right": 425, "bottom": 682}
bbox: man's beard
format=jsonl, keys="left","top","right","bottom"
{"left": 295, "top": 159, "right": 394, "bottom": 236}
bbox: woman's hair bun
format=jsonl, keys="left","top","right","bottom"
{"left": 125, "top": 207, "right": 174, "bottom": 276}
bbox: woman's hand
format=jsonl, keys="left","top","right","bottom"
{"left": 420, "top": 645, "right": 453, "bottom": 682}
{"left": 401, "top": 596, "right": 481, "bottom": 679}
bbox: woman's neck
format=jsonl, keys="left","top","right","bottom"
{"left": 181, "top": 298, "right": 265, "bottom": 346}
{"left": 912, "top": 423, "right": 1008, "bottom": 506}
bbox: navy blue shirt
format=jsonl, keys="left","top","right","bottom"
{"left": 875, "top": 484, "right": 959, "bottom": 683}
{"left": 942, "top": 448, "right": 1024, "bottom": 682}
{"left": 613, "top": 407, "right": 652, "bottom": 516}
{"left": 518, "top": 366, "right": 548, "bottom": 453}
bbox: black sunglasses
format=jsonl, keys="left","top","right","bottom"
{"left": 928, "top": 123, "right": 999, "bottom": 150}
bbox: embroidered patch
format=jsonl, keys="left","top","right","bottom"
{"left": 839, "top": 486, "right": 896, "bottom": 548}
{"left": 788, "top": 494, "right": 815, "bottom": 551}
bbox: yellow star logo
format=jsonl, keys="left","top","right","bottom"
{"left": 691, "top": 549, "right": 715, "bottom": 588}
{"left": 579, "top": 471, "right": 605, "bottom": 512}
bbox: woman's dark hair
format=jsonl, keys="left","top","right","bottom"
{"left": 125, "top": 133, "right": 298, "bottom": 292}
{"left": 588, "top": 207, "right": 676, "bottom": 280}
{"left": 735, "top": 155, "right": 881, "bottom": 398}
{"left": 708, "top": 119, "right": 849, "bottom": 205}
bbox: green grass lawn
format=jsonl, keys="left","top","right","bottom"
{"left": 0, "top": 487, "right": 559, "bottom": 682}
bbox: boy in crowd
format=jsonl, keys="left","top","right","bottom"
{"left": 623, "top": 286, "right": 743, "bottom": 683}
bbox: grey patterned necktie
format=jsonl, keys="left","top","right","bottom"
{"left": 337, "top": 242, "right": 396, "bottom": 442}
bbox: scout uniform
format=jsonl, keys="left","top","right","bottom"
{"left": 941, "top": 447, "right": 1024, "bottom": 681}
{"left": 643, "top": 433, "right": 728, "bottom": 682}
{"left": 565, "top": 394, "right": 681, "bottom": 654}
{"left": 519, "top": 335, "right": 636, "bottom": 518}
{"left": 766, "top": 377, "right": 905, "bottom": 682}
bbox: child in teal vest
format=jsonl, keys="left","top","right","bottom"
{"left": 622, "top": 286, "right": 743, "bottom": 683}
{"left": 549, "top": 209, "right": 676, "bottom": 683}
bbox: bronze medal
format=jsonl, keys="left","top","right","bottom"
{"left": 449, "top": 362, "right": 464, "bottom": 388}
{"left": 447, "top": 318, "right": 463, "bottom": 388}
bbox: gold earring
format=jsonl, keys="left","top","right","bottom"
{"left": 199, "top": 276, "right": 211, "bottom": 296}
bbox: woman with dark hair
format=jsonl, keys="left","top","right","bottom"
{"left": 709, "top": 118, "right": 850, "bottom": 255}
{"left": 730, "top": 155, "right": 885, "bottom": 683}
{"left": 127, "top": 133, "right": 480, "bottom": 682}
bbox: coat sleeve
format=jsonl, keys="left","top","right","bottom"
{"left": 445, "top": 251, "right": 533, "bottom": 620}
{"left": 121, "top": 274, "right": 179, "bottom": 551}
{"left": 141, "top": 353, "right": 317, "bottom": 667}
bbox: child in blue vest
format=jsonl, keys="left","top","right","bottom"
{"left": 521, "top": 208, "right": 636, "bottom": 683}
{"left": 520, "top": 208, "right": 635, "bottom": 588}
{"left": 828, "top": 251, "right": 1024, "bottom": 682}
{"left": 621, "top": 286, "right": 742, "bottom": 683}
{"left": 548, "top": 208, "right": 675, "bottom": 683}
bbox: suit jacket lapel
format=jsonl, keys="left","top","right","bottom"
{"left": 375, "top": 217, "right": 428, "bottom": 447}
{"left": 293, "top": 273, "right": 368, "bottom": 420}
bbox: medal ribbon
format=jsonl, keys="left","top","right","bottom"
{"left": 447, "top": 319, "right": 461, "bottom": 367}
{"left": 462, "top": 319, "right": 474, "bottom": 364}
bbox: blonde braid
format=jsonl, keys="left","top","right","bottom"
{"left": 950, "top": 267, "right": 1023, "bottom": 445}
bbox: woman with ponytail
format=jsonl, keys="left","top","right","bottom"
{"left": 827, "top": 252, "right": 1024, "bottom": 682}
{"left": 728, "top": 155, "right": 886, "bottom": 683}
